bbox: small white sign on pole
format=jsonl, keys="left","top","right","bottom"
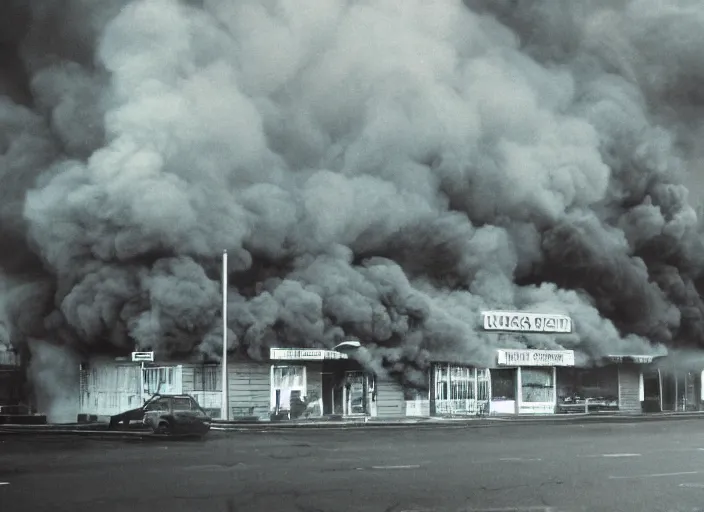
{"left": 131, "top": 352, "right": 154, "bottom": 362}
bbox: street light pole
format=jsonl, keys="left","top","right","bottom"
{"left": 220, "top": 250, "right": 229, "bottom": 421}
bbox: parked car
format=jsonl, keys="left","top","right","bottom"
{"left": 108, "top": 394, "right": 211, "bottom": 436}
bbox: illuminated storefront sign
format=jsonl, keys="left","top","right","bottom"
{"left": 269, "top": 348, "right": 348, "bottom": 361}
{"left": 497, "top": 349, "right": 575, "bottom": 367}
{"left": 482, "top": 311, "right": 572, "bottom": 334}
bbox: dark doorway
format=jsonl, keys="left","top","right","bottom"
{"left": 661, "top": 372, "right": 676, "bottom": 411}
{"left": 642, "top": 369, "right": 661, "bottom": 412}
{"left": 322, "top": 373, "right": 334, "bottom": 415}
{"left": 321, "top": 370, "right": 345, "bottom": 416}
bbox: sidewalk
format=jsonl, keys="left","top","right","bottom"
{"left": 1, "top": 411, "right": 703, "bottom": 435}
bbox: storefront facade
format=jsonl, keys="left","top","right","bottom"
{"left": 0, "top": 348, "right": 23, "bottom": 406}
{"left": 480, "top": 310, "right": 576, "bottom": 415}
{"left": 77, "top": 347, "right": 387, "bottom": 421}
{"left": 641, "top": 357, "right": 702, "bottom": 413}
{"left": 75, "top": 339, "right": 684, "bottom": 421}
{"left": 268, "top": 347, "right": 374, "bottom": 419}
{"left": 492, "top": 348, "right": 575, "bottom": 414}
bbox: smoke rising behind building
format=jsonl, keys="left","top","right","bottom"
{"left": 1, "top": 0, "right": 704, "bottom": 395}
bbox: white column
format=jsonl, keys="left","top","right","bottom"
{"left": 473, "top": 368, "right": 478, "bottom": 411}
{"left": 140, "top": 362, "right": 145, "bottom": 403}
{"left": 515, "top": 367, "right": 522, "bottom": 414}
{"left": 658, "top": 368, "right": 663, "bottom": 412}
{"left": 552, "top": 366, "right": 557, "bottom": 413}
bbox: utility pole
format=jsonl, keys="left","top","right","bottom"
{"left": 220, "top": 250, "right": 229, "bottom": 421}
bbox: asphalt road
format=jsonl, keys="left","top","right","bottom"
{"left": 3, "top": 420, "right": 704, "bottom": 512}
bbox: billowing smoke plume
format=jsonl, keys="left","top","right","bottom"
{"left": 27, "top": 339, "right": 79, "bottom": 422}
{"left": 2, "top": 0, "right": 704, "bottom": 393}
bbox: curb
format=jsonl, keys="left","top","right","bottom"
{"left": 209, "top": 413, "right": 704, "bottom": 431}
{"left": 2, "top": 413, "right": 702, "bottom": 436}
{"left": 0, "top": 428, "right": 207, "bottom": 441}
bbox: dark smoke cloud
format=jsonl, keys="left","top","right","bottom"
{"left": 2, "top": 0, "right": 704, "bottom": 392}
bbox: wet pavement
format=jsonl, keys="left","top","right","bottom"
{"left": 2, "top": 419, "right": 704, "bottom": 512}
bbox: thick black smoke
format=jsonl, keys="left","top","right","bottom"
{"left": 2, "top": 0, "right": 703, "bottom": 393}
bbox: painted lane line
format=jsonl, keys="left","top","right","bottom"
{"left": 368, "top": 465, "right": 421, "bottom": 470}
{"left": 0, "top": 483, "right": 9, "bottom": 486}
{"left": 680, "top": 483, "right": 704, "bottom": 488}
{"left": 609, "top": 471, "right": 701, "bottom": 480}
{"left": 579, "top": 453, "right": 641, "bottom": 458}
{"left": 462, "top": 507, "right": 561, "bottom": 511}
{"left": 499, "top": 457, "right": 542, "bottom": 462}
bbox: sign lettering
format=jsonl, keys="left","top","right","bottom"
{"left": 482, "top": 311, "right": 572, "bottom": 334}
{"left": 269, "top": 348, "right": 348, "bottom": 361}
{"left": 497, "top": 349, "right": 575, "bottom": 367}
{"left": 131, "top": 352, "right": 154, "bottom": 362}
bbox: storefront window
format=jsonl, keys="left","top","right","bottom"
{"left": 433, "top": 364, "right": 490, "bottom": 415}
{"left": 557, "top": 367, "right": 619, "bottom": 412}
{"left": 491, "top": 369, "right": 516, "bottom": 401}
{"left": 193, "top": 365, "right": 221, "bottom": 391}
{"left": 271, "top": 365, "right": 306, "bottom": 413}
{"left": 521, "top": 368, "right": 553, "bottom": 403}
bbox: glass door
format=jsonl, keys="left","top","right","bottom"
{"left": 343, "top": 371, "right": 367, "bottom": 415}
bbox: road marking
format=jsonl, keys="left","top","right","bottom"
{"left": 580, "top": 453, "right": 641, "bottom": 458}
{"left": 679, "top": 483, "right": 704, "bottom": 488}
{"left": 0, "top": 483, "right": 9, "bottom": 486}
{"left": 499, "top": 457, "right": 542, "bottom": 462}
{"left": 609, "top": 471, "right": 701, "bottom": 480}
{"left": 461, "top": 507, "right": 561, "bottom": 511}
{"left": 369, "top": 465, "right": 421, "bottom": 470}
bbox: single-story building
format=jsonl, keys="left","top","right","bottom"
{"left": 75, "top": 308, "right": 694, "bottom": 421}
{"left": 77, "top": 347, "right": 678, "bottom": 421}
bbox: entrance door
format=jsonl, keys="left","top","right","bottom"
{"left": 322, "top": 373, "right": 335, "bottom": 415}
{"left": 142, "top": 366, "right": 183, "bottom": 402}
{"left": 661, "top": 372, "right": 676, "bottom": 412}
{"left": 343, "top": 371, "right": 367, "bottom": 415}
{"left": 642, "top": 369, "right": 661, "bottom": 412}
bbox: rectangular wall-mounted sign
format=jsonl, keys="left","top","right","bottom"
{"left": 497, "top": 349, "right": 575, "bottom": 367}
{"left": 482, "top": 311, "right": 572, "bottom": 334}
{"left": 605, "top": 355, "right": 656, "bottom": 364}
{"left": 131, "top": 352, "right": 154, "bottom": 362}
{"left": 269, "top": 348, "right": 348, "bottom": 361}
